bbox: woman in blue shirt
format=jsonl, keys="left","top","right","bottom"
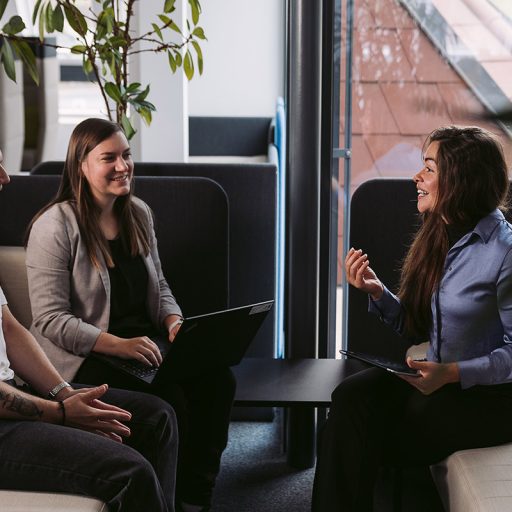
{"left": 312, "top": 126, "right": 512, "bottom": 511}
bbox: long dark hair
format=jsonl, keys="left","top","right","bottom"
{"left": 27, "top": 118, "right": 150, "bottom": 267}
{"left": 398, "top": 125, "right": 509, "bottom": 337}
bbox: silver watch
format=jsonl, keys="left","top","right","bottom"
{"left": 48, "top": 381, "right": 71, "bottom": 399}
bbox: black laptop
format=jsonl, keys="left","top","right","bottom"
{"left": 340, "top": 349, "right": 420, "bottom": 377}
{"left": 92, "top": 300, "right": 274, "bottom": 384}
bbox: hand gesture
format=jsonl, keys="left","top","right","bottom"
{"left": 115, "top": 336, "right": 163, "bottom": 367}
{"left": 345, "top": 248, "right": 383, "bottom": 299}
{"left": 63, "top": 384, "right": 132, "bottom": 442}
{"left": 398, "top": 358, "right": 460, "bottom": 395}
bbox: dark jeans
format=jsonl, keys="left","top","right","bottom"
{"left": 312, "top": 367, "right": 512, "bottom": 512}
{"left": 0, "top": 384, "right": 178, "bottom": 512}
{"left": 76, "top": 358, "right": 236, "bottom": 507}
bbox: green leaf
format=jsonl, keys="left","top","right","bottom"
{"left": 192, "top": 26, "right": 206, "bottom": 40}
{"left": 2, "top": 15, "right": 26, "bottom": 35}
{"left": 158, "top": 14, "right": 172, "bottom": 26}
{"left": 63, "top": 4, "right": 87, "bottom": 37}
{"left": 70, "top": 44, "right": 87, "bottom": 55}
{"left": 174, "top": 50, "right": 182, "bottom": 67}
{"left": 138, "top": 100, "right": 156, "bottom": 111}
{"left": 126, "top": 82, "right": 142, "bottom": 93}
{"left": 183, "top": 49, "right": 194, "bottom": 80}
{"left": 38, "top": 3, "right": 45, "bottom": 40}
{"left": 0, "top": 0, "right": 9, "bottom": 20}
{"left": 105, "top": 81, "right": 123, "bottom": 103}
{"left": 167, "top": 50, "right": 176, "bottom": 72}
{"left": 32, "top": 0, "right": 43, "bottom": 25}
{"left": 121, "top": 113, "right": 136, "bottom": 140}
{"left": 45, "top": 1, "right": 54, "bottom": 33}
{"left": 188, "top": 0, "right": 200, "bottom": 25}
{"left": 168, "top": 20, "right": 182, "bottom": 35}
{"left": 152, "top": 22, "right": 163, "bottom": 41}
{"left": 11, "top": 39, "right": 39, "bottom": 85}
{"left": 137, "top": 106, "right": 152, "bottom": 126}
{"left": 0, "top": 39, "right": 16, "bottom": 82}
{"left": 83, "top": 57, "right": 93, "bottom": 76}
{"left": 164, "top": 0, "right": 175, "bottom": 13}
{"left": 53, "top": 4, "right": 64, "bottom": 32}
{"left": 192, "top": 40, "right": 203, "bottom": 74}
{"left": 135, "top": 85, "right": 150, "bottom": 102}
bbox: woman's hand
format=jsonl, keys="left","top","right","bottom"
{"left": 164, "top": 314, "right": 183, "bottom": 342}
{"left": 61, "top": 384, "right": 132, "bottom": 442}
{"left": 93, "top": 333, "right": 163, "bottom": 367}
{"left": 115, "top": 336, "right": 163, "bottom": 367}
{"left": 345, "top": 248, "right": 384, "bottom": 300}
{"left": 399, "top": 357, "right": 460, "bottom": 395}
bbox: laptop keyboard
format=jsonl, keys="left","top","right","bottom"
{"left": 118, "top": 361, "right": 158, "bottom": 378}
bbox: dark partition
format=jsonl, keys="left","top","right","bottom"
{"left": 0, "top": 175, "right": 229, "bottom": 318}
{"left": 348, "top": 178, "right": 422, "bottom": 361}
{"left": 189, "top": 116, "right": 272, "bottom": 156}
{"left": 31, "top": 161, "right": 277, "bottom": 359}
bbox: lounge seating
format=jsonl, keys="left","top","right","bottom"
{"left": 0, "top": 175, "right": 229, "bottom": 510}
{"left": 349, "top": 178, "right": 512, "bottom": 511}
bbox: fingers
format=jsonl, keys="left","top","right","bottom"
{"left": 345, "top": 248, "right": 369, "bottom": 286}
{"left": 74, "top": 384, "right": 109, "bottom": 402}
{"left": 132, "top": 337, "right": 163, "bottom": 367}
{"left": 90, "top": 398, "right": 132, "bottom": 417}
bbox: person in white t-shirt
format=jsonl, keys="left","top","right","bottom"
{"left": 0, "top": 150, "right": 178, "bottom": 512}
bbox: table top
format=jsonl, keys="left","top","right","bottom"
{"left": 232, "top": 357, "right": 368, "bottom": 407}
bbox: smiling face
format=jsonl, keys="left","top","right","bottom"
{"left": 80, "top": 131, "right": 133, "bottom": 208}
{"left": 0, "top": 149, "right": 10, "bottom": 191}
{"left": 413, "top": 141, "right": 439, "bottom": 214}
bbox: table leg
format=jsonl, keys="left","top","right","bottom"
{"left": 286, "top": 406, "right": 316, "bottom": 469}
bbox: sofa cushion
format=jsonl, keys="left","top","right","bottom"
{"left": 431, "top": 443, "right": 512, "bottom": 512}
{"left": 0, "top": 490, "right": 106, "bottom": 511}
{"left": 0, "top": 246, "right": 31, "bottom": 329}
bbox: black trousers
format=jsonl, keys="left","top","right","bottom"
{"left": 0, "top": 385, "right": 178, "bottom": 512}
{"left": 312, "top": 367, "right": 512, "bottom": 512}
{"left": 76, "top": 358, "right": 236, "bottom": 507}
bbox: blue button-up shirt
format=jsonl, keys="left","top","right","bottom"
{"left": 369, "top": 209, "right": 512, "bottom": 389}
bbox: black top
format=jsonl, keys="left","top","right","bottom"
{"left": 107, "top": 238, "right": 158, "bottom": 338}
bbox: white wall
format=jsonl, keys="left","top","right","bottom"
{"left": 188, "top": 0, "right": 285, "bottom": 117}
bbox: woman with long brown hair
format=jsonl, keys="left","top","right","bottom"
{"left": 312, "top": 126, "right": 512, "bottom": 511}
{"left": 26, "top": 118, "right": 235, "bottom": 512}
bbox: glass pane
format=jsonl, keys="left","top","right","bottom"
{"left": 334, "top": 0, "right": 512, "bottom": 354}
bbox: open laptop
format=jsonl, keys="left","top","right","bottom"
{"left": 340, "top": 349, "right": 420, "bottom": 377}
{"left": 92, "top": 300, "right": 274, "bottom": 385}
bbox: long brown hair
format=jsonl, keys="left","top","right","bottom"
{"left": 398, "top": 126, "right": 509, "bottom": 337}
{"left": 27, "top": 117, "right": 150, "bottom": 267}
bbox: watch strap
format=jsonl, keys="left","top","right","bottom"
{"left": 48, "top": 381, "right": 71, "bottom": 399}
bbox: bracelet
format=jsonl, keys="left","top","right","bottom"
{"left": 48, "top": 381, "right": 71, "bottom": 399}
{"left": 58, "top": 400, "right": 66, "bottom": 426}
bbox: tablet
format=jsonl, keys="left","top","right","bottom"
{"left": 340, "top": 349, "right": 420, "bottom": 377}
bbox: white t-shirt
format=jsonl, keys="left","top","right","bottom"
{"left": 0, "top": 287, "right": 15, "bottom": 381}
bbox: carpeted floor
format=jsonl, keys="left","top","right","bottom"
{"left": 211, "top": 410, "right": 444, "bottom": 512}
{"left": 211, "top": 411, "right": 314, "bottom": 512}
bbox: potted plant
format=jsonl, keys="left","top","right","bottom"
{"left": 0, "top": 0, "right": 205, "bottom": 138}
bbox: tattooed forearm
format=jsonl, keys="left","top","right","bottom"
{"left": 0, "top": 389, "right": 43, "bottom": 419}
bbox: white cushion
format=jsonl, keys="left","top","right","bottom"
{"left": 431, "top": 443, "right": 512, "bottom": 512}
{"left": 0, "top": 491, "right": 106, "bottom": 511}
{"left": 0, "top": 246, "right": 31, "bottom": 329}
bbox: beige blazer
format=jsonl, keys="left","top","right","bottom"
{"left": 26, "top": 198, "right": 182, "bottom": 381}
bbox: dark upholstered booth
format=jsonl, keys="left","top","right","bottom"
{"left": 30, "top": 162, "right": 277, "bottom": 360}
{"left": 348, "top": 178, "right": 422, "bottom": 360}
{"left": 0, "top": 175, "right": 229, "bottom": 323}
{"left": 189, "top": 116, "right": 272, "bottom": 157}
